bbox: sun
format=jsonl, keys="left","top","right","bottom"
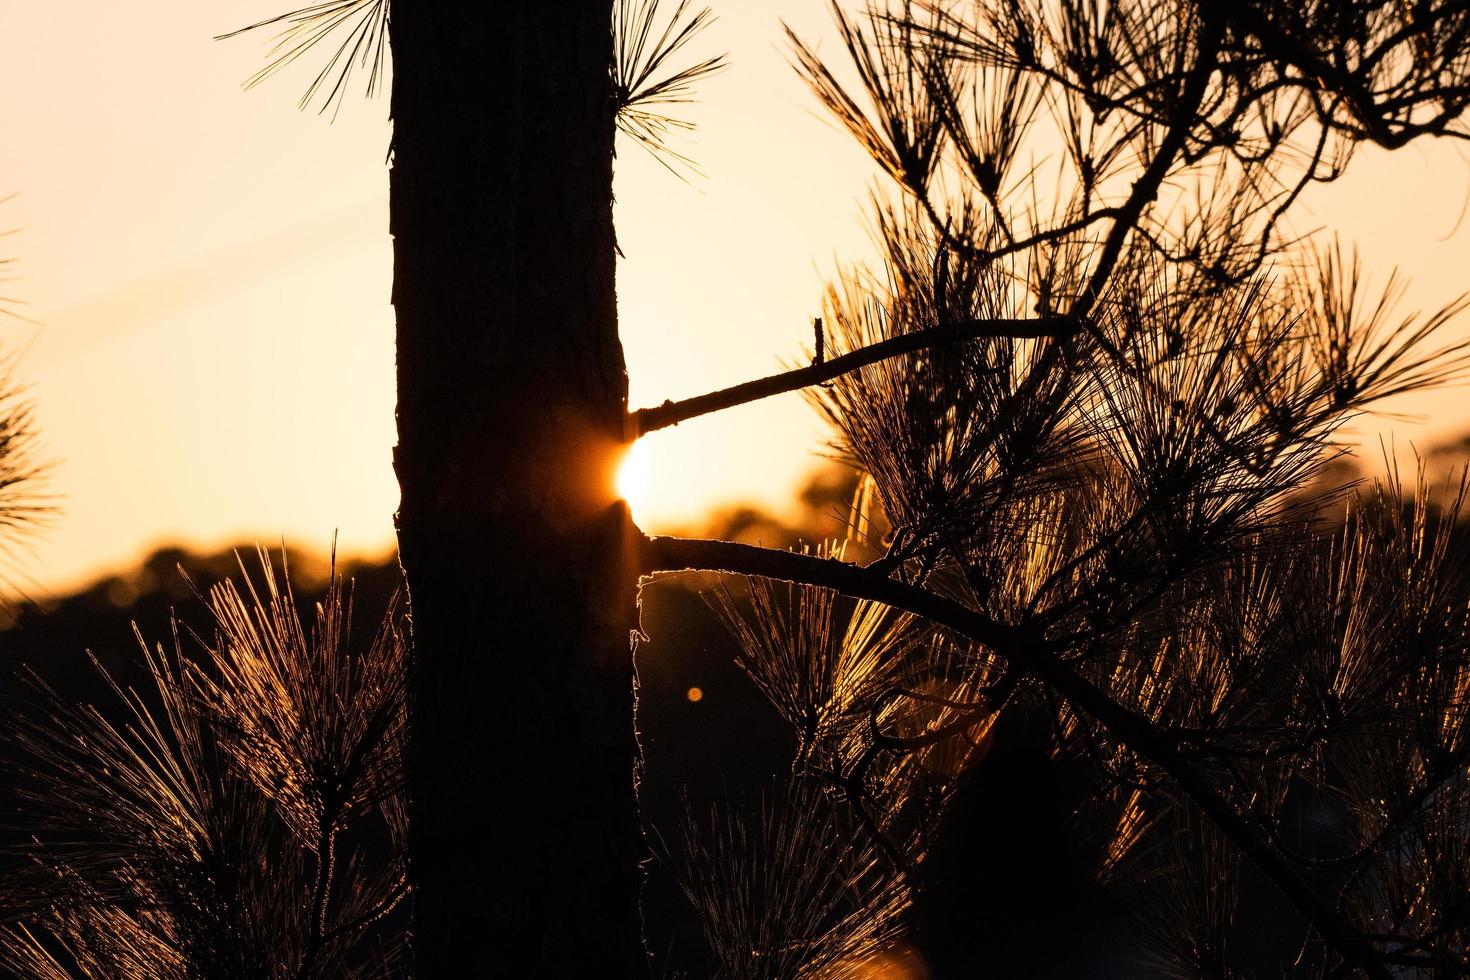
{"left": 615, "top": 438, "right": 653, "bottom": 515}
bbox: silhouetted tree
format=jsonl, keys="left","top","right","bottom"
{"left": 228, "top": 0, "right": 721, "bottom": 971}
{"left": 16, "top": 2, "right": 1470, "bottom": 977}
{"left": 388, "top": 1, "right": 736, "bottom": 972}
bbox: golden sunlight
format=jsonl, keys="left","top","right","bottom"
{"left": 615, "top": 438, "right": 654, "bottom": 514}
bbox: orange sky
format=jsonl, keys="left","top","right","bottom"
{"left": 0, "top": 2, "right": 1468, "bottom": 596}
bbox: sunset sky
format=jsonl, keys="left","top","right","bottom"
{"left": 1, "top": 1, "right": 1469, "bottom": 596}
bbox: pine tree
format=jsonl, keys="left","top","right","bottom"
{"left": 10, "top": 2, "right": 1470, "bottom": 977}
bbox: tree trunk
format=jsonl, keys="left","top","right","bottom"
{"left": 390, "top": 5, "right": 646, "bottom": 975}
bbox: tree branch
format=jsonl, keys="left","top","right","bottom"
{"left": 1215, "top": 2, "right": 1440, "bottom": 149}
{"left": 296, "top": 815, "right": 338, "bottom": 980}
{"left": 1072, "top": 7, "right": 1224, "bottom": 318}
{"left": 627, "top": 317, "right": 1076, "bottom": 437}
{"left": 320, "top": 875, "right": 410, "bottom": 945}
{"left": 640, "top": 534, "right": 1393, "bottom": 979}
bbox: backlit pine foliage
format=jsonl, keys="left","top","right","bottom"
{"left": 656, "top": 1, "right": 1470, "bottom": 976}
{"left": 0, "top": 551, "right": 409, "bottom": 979}
{"left": 220, "top": 0, "right": 727, "bottom": 172}
{"left": 0, "top": 206, "right": 53, "bottom": 597}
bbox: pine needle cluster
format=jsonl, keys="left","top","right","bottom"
{"left": 1, "top": 551, "right": 409, "bottom": 979}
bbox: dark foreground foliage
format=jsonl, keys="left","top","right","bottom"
{"left": 0, "top": 549, "right": 409, "bottom": 979}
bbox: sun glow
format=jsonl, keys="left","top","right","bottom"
{"left": 615, "top": 438, "right": 654, "bottom": 516}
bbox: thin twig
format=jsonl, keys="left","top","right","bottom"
{"left": 629, "top": 316, "right": 1076, "bottom": 436}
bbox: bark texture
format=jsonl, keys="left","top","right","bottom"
{"left": 390, "top": 5, "right": 646, "bottom": 975}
